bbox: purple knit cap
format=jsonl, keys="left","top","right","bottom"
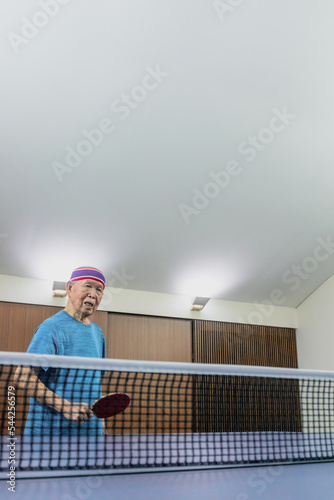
{"left": 70, "top": 267, "right": 106, "bottom": 289}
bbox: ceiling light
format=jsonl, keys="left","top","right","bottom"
{"left": 53, "top": 281, "right": 67, "bottom": 298}
{"left": 191, "top": 297, "right": 210, "bottom": 311}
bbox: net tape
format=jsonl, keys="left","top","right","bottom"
{"left": 1, "top": 352, "right": 334, "bottom": 477}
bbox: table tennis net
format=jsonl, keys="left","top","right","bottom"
{"left": 1, "top": 352, "right": 334, "bottom": 477}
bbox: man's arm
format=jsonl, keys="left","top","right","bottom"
{"left": 14, "top": 366, "right": 94, "bottom": 425}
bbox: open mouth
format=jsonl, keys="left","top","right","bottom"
{"left": 84, "top": 301, "right": 94, "bottom": 308}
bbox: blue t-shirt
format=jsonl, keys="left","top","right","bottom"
{"left": 24, "top": 310, "right": 106, "bottom": 435}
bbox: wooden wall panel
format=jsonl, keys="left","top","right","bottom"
{"left": 90, "top": 310, "right": 108, "bottom": 337}
{"left": 0, "top": 302, "right": 62, "bottom": 352}
{"left": 104, "top": 313, "right": 192, "bottom": 434}
{"left": 193, "top": 320, "right": 298, "bottom": 368}
{"left": 192, "top": 320, "right": 301, "bottom": 433}
{"left": 106, "top": 313, "right": 192, "bottom": 362}
{"left": 103, "top": 372, "right": 193, "bottom": 435}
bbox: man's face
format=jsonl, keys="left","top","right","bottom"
{"left": 67, "top": 279, "right": 104, "bottom": 317}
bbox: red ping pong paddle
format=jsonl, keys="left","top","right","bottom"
{"left": 91, "top": 392, "right": 130, "bottom": 419}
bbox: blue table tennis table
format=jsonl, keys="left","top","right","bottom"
{"left": 1, "top": 431, "right": 334, "bottom": 499}
{"left": 2, "top": 461, "right": 334, "bottom": 500}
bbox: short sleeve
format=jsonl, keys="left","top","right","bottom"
{"left": 27, "top": 324, "right": 58, "bottom": 371}
{"left": 27, "top": 324, "right": 57, "bottom": 355}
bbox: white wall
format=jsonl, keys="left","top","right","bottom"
{"left": 296, "top": 274, "right": 334, "bottom": 370}
{"left": 0, "top": 274, "right": 297, "bottom": 328}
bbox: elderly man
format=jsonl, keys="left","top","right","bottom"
{"left": 15, "top": 266, "right": 106, "bottom": 435}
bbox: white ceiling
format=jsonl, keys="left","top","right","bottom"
{"left": 1, "top": 0, "right": 334, "bottom": 308}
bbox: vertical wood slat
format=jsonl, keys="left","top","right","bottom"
{"left": 192, "top": 320, "right": 301, "bottom": 433}
{"left": 193, "top": 320, "right": 298, "bottom": 368}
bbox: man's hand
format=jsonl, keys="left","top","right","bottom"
{"left": 62, "top": 402, "right": 94, "bottom": 425}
